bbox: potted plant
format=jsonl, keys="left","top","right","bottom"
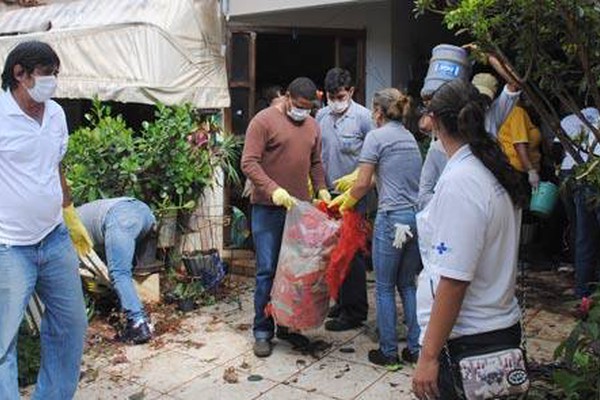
{"left": 170, "top": 280, "right": 204, "bottom": 312}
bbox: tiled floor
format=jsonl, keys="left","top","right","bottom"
{"left": 22, "top": 272, "right": 574, "bottom": 399}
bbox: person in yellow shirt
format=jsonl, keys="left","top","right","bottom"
{"left": 497, "top": 104, "right": 542, "bottom": 189}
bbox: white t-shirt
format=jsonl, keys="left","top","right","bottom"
{"left": 416, "top": 145, "right": 522, "bottom": 342}
{"left": 558, "top": 107, "right": 600, "bottom": 170}
{"left": 0, "top": 91, "right": 68, "bottom": 245}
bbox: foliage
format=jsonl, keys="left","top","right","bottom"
{"left": 414, "top": 0, "right": 600, "bottom": 182}
{"left": 553, "top": 289, "right": 600, "bottom": 399}
{"left": 65, "top": 100, "right": 242, "bottom": 211}
{"left": 64, "top": 101, "right": 140, "bottom": 204}
{"left": 171, "top": 280, "right": 205, "bottom": 301}
{"left": 17, "top": 324, "right": 40, "bottom": 388}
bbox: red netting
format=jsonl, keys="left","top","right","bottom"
{"left": 322, "top": 205, "right": 371, "bottom": 301}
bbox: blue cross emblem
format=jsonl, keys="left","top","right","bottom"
{"left": 434, "top": 242, "right": 449, "bottom": 255}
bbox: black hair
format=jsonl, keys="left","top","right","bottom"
{"left": 428, "top": 79, "right": 529, "bottom": 207}
{"left": 287, "top": 77, "right": 317, "bottom": 101}
{"left": 324, "top": 67, "right": 353, "bottom": 94}
{"left": 262, "top": 84, "right": 283, "bottom": 104}
{"left": 1, "top": 41, "right": 60, "bottom": 91}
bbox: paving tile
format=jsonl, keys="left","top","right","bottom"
{"left": 355, "top": 371, "right": 416, "bottom": 400}
{"left": 116, "top": 350, "right": 216, "bottom": 393}
{"left": 250, "top": 342, "right": 320, "bottom": 382}
{"left": 330, "top": 332, "right": 384, "bottom": 369}
{"left": 169, "top": 364, "right": 278, "bottom": 400}
{"left": 74, "top": 372, "right": 162, "bottom": 400}
{"left": 169, "top": 328, "right": 252, "bottom": 365}
{"left": 525, "top": 310, "right": 576, "bottom": 342}
{"left": 258, "top": 384, "right": 336, "bottom": 399}
{"left": 288, "top": 357, "right": 386, "bottom": 400}
{"left": 526, "top": 338, "right": 561, "bottom": 363}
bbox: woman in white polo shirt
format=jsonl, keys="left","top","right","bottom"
{"left": 411, "top": 79, "right": 529, "bottom": 399}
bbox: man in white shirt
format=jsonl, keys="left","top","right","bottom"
{"left": 560, "top": 108, "right": 600, "bottom": 300}
{"left": 0, "top": 41, "right": 90, "bottom": 399}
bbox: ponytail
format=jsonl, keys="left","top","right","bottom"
{"left": 458, "top": 101, "right": 529, "bottom": 207}
{"left": 429, "top": 79, "right": 529, "bottom": 207}
{"left": 373, "top": 88, "right": 413, "bottom": 124}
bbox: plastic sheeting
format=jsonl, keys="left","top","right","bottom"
{"left": 0, "top": 0, "right": 230, "bottom": 108}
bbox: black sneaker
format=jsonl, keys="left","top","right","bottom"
{"left": 324, "top": 318, "right": 362, "bottom": 332}
{"left": 123, "top": 319, "right": 153, "bottom": 345}
{"left": 276, "top": 327, "right": 310, "bottom": 348}
{"left": 327, "top": 304, "right": 341, "bottom": 319}
{"left": 368, "top": 349, "right": 402, "bottom": 370}
{"left": 401, "top": 347, "right": 419, "bottom": 364}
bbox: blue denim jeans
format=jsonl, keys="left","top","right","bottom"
{"left": 251, "top": 205, "right": 287, "bottom": 340}
{"left": 373, "top": 208, "right": 422, "bottom": 357}
{"left": 104, "top": 200, "right": 156, "bottom": 322}
{"left": 0, "top": 224, "right": 87, "bottom": 400}
{"left": 573, "top": 184, "right": 600, "bottom": 298}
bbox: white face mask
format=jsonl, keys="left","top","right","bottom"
{"left": 330, "top": 99, "right": 350, "bottom": 114}
{"left": 27, "top": 75, "right": 58, "bottom": 103}
{"left": 287, "top": 106, "right": 310, "bottom": 122}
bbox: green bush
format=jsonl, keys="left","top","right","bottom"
{"left": 64, "top": 100, "right": 241, "bottom": 211}
{"left": 65, "top": 101, "right": 141, "bottom": 204}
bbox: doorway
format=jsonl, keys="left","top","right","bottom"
{"left": 225, "top": 26, "right": 365, "bottom": 248}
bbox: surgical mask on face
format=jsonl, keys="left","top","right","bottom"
{"left": 287, "top": 106, "right": 310, "bottom": 122}
{"left": 27, "top": 75, "right": 58, "bottom": 103}
{"left": 330, "top": 99, "right": 349, "bottom": 114}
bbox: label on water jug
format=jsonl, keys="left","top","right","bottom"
{"left": 434, "top": 61, "right": 461, "bottom": 78}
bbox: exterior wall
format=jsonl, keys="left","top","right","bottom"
{"left": 227, "top": 0, "right": 369, "bottom": 16}
{"left": 230, "top": 1, "right": 391, "bottom": 105}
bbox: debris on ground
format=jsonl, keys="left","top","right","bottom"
{"left": 223, "top": 366, "right": 239, "bottom": 384}
{"left": 334, "top": 364, "right": 351, "bottom": 379}
{"left": 247, "top": 374, "right": 263, "bottom": 382}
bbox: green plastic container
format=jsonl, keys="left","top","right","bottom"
{"left": 530, "top": 181, "right": 559, "bottom": 217}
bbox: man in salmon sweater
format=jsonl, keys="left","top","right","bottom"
{"left": 241, "top": 77, "right": 330, "bottom": 357}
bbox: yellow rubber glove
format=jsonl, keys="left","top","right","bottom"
{"left": 318, "top": 189, "right": 332, "bottom": 203}
{"left": 333, "top": 169, "right": 359, "bottom": 193}
{"left": 272, "top": 188, "right": 297, "bottom": 210}
{"left": 328, "top": 191, "right": 359, "bottom": 213}
{"left": 63, "top": 204, "right": 93, "bottom": 257}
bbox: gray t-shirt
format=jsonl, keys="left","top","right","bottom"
{"left": 77, "top": 197, "right": 132, "bottom": 245}
{"left": 418, "top": 139, "right": 447, "bottom": 210}
{"left": 317, "top": 101, "right": 375, "bottom": 190}
{"left": 359, "top": 121, "right": 422, "bottom": 211}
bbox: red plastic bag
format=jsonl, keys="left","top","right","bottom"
{"left": 268, "top": 201, "right": 340, "bottom": 331}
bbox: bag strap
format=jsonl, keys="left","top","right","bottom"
{"left": 518, "top": 254, "right": 528, "bottom": 351}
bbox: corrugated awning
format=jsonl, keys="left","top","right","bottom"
{"left": 0, "top": 0, "right": 230, "bottom": 108}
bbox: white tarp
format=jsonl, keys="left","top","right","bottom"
{"left": 0, "top": 0, "right": 230, "bottom": 108}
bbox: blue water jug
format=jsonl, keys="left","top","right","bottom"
{"left": 421, "top": 44, "right": 471, "bottom": 98}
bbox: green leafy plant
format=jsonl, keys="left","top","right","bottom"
{"left": 64, "top": 100, "right": 141, "bottom": 203}
{"left": 65, "top": 100, "right": 242, "bottom": 212}
{"left": 171, "top": 280, "right": 205, "bottom": 301}
{"left": 553, "top": 289, "right": 600, "bottom": 399}
{"left": 17, "top": 324, "right": 40, "bottom": 388}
